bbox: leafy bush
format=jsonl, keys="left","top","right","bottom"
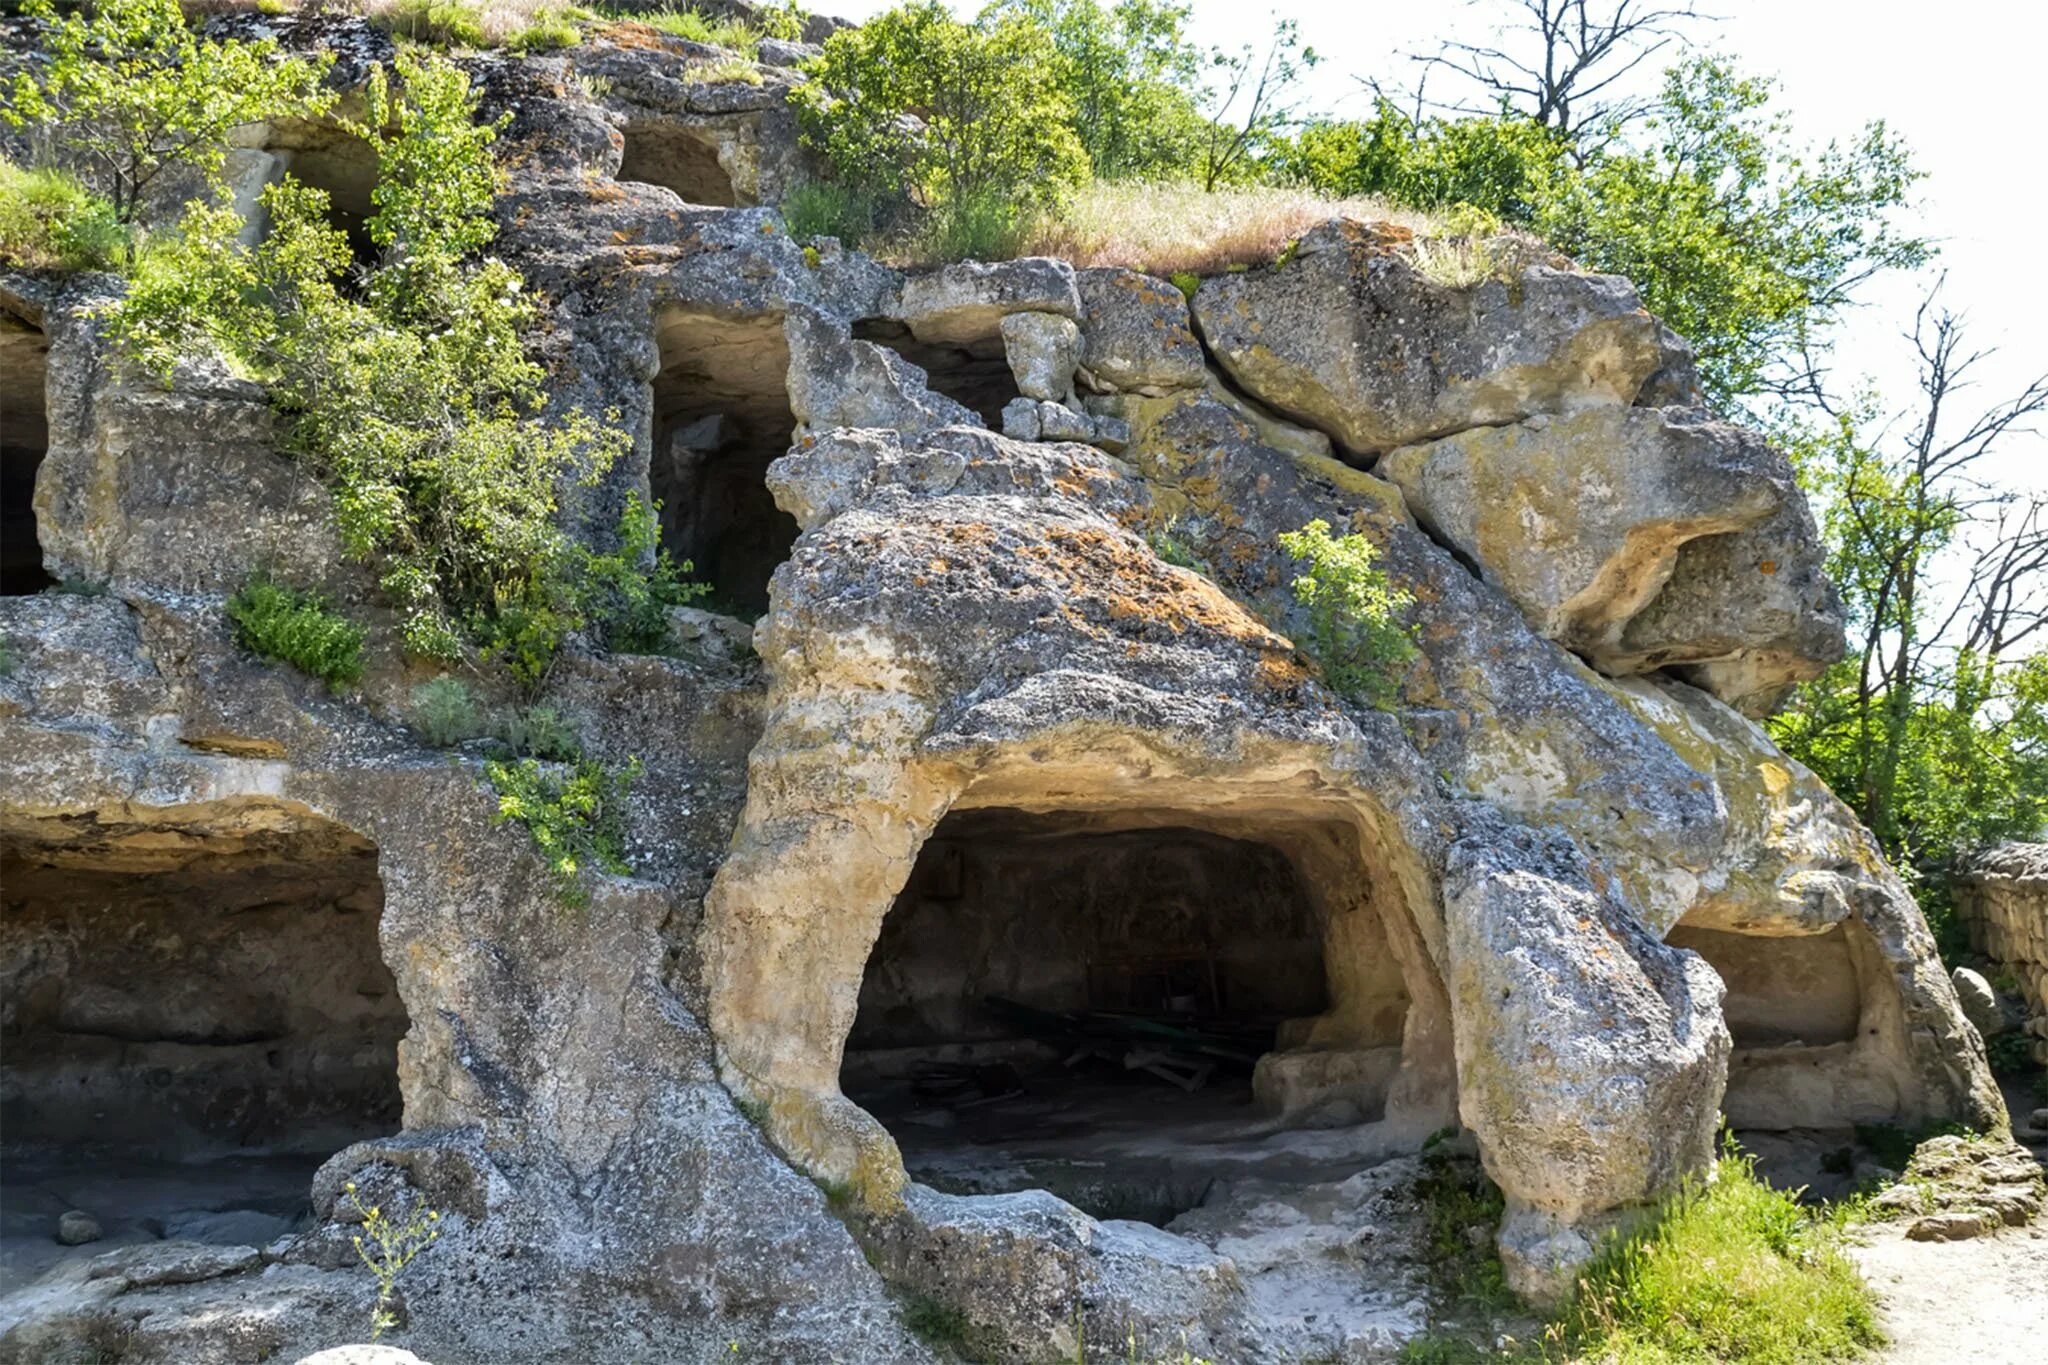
{"left": 373, "top": 0, "right": 491, "bottom": 47}
{"left": 497, "top": 704, "right": 582, "bottom": 762}
{"left": 226, "top": 574, "right": 366, "bottom": 689}
{"left": 1547, "top": 1148, "right": 1882, "bottom": 1363}
{"left": 1, "top": 0, "right": 332, "bottom": 228}
{"left": 1277, "top": 519, "right": 1416, "bottom": 707}
{"left": 0, "top": 158, "right": 127, "bottom": 271}
{"left": 780, "top": 180, "right": 881, "bottom": 243}
{"left": 610, "top": 5, "right": 772, "bottom": 53}
{"left": 112, "top": 52, "right": 631, "bottom": 672}
{"left": 575, "top": 492, "right": 711, "bottom": 655}
{"left": 792, "top": 1, "right": 1087, "bottom": 261}
{"left": 409, "top": 675, "right": 485, "bottom": 747}
{"left": 507, "top": 6, "right": 583, "bottom": 51}
{"left": 484, "top": 754, "right": 640, "bottom": 904}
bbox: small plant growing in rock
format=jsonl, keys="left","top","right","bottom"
{"left": 1276, "top": 519, "right": 1416, "bottom": 707}
{"left": 409, "top": 676, "right": 484, "bottom": 747}
{"left": 226, "top": 574, "right": 366, "bottom": 690}
{"left": 1145, "top": 523, "right": 1208, "bottom": 575}
{"left": 343, "top": 1180, "right": 441, "bottom": 1343}
{"left": 484, "top": 753, "right": 640, "bottom": 905}
{"left": 497, "top": 704, "right": 582, "bottom": 762}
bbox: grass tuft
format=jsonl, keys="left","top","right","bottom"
{"left": 226, "top": 573, "right": 366, "bottom": 689}
{"left": 0, "top": 157, "right": 128, "bottom": 271}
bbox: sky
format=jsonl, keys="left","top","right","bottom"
{"left": 826, "top": 0, "right": 2048, "bottom": 505}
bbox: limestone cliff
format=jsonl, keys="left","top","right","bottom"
{"left": 0, "top": 14, "right": 2005, "bottom": 1364}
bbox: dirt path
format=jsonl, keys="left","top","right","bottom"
{"left": 1851, "top": 1220, "right": 2048, "bottom": 1365}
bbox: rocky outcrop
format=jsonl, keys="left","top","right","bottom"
{"left": 0, "top": 14, "right": 2005, "bottom": 1362}
{"left": 1190, "top": 219, "right": 1695, "bottom": 456}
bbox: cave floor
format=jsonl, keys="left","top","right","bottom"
{"left": 0, "top": 1145, "right": 322, "bottom": 1328}
{"left": 854, "top": 1064, "right": 1415, "bottom": 1225}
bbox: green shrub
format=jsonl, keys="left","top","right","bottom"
{"left": 0, "top": 158, "right": 127, "bottom": 271}
{"left": 576, "top": 492, "right": 711, "bottom": 654}
{"left": 374, "top": 0, "right": 491, "bottom": 47}
{"left": 613, "top": 5, "right": 766, "bottom": 54}
{"left": 914, "top": 184, "right": 1032, "bottom": 264}
{"left": 780, "top": 180, "right": 881, "bottom": 244}
{"left": 507, "top": 7, "right": 583, "bottom": 52}
{"left": 112, "top": 52, "right": 631, "bottom": 671}
{"left": 409, "top": 675, "right": 484, "bottom": 746}
{"left": 791, "top": 1, "right": 1087, "bottom": 258}
{"left": 1276, "top": 519, "right": 1416, "bottom": 707}
{"left": 1549, "top": 1147, "right": 1882, "bottom": 1364}
{"left": 497, "top": 704, "right": 582, "bottom": 762}
{"left": 2, "top": 0, "right": 332, "bottom": 227}
{"left": 484, "top": 754, "right": 640, "bottom": 904}
{"left": 1168, "top": 269, "right": 1199, "bottom": 300}
{"left": 1984, "top": 1031, "right": 2035, "bottom": 1078}
{"left": 226, "top": 574, "right": 366, "bottom": 689}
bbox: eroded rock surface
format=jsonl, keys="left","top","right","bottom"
{"left": 0, "top": 12, "right": 2006, "bottom": 1363}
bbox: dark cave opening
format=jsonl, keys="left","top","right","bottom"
{"left": 276, "top": 133, "right": 382, "bottom": 268}
{"left": 0, "top": 809, "right": 409, "bottom": 1262}
{"left": 851, "top": 319, "right": 1022, "bottom": 428}
{"left": 0, "top": 316, "right": 53, "bottom": 596}
{"left": 841, "top": 808, "right": 1342, "bottom": 1222}
{"left": 650, "top": 309, "right": 801, "bottom": 616}
{"left": 618, "top": 122, "right": 741, "bottom": 208}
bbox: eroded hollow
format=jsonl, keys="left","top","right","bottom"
{"left": 619, "top": 121, "right": 742, "bottom": 207}
{"left": 1, "top": 315, "right": 53, "bottom": 595}
{"left": 0, "top": 805, "right": 408, "bottom": 1261}
{"left": 263, "top": 127, "right": 383, "bottom": 267}
{"left": 842, "top": 806, "right": 1414, "bottom": 1223}
{"left": 651, "top": 309, "right": 800, "bottom": 615}
{"left": 852, "top": 319, "right": 1022, "bottom": 428}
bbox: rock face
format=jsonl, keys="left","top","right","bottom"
{"left": 1955, "top": 844, "right": 2048, "bottom": 1066}
{"left": 1190, "top": 219, "right": 1695, "bottom": 456}
{"left": 0, "top": 13, "right": 2005, "bottom": 1364}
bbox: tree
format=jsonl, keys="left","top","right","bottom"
{"left": 1196, "top": 17, "right": 1319, "bottom": 191}
{"left": 1275, "top": 59, "right": 1927, "bottom": 412}
{"left": 1, "top": 0, "right": 332, "bottom": 226}
{"left": 792, "top": 1, "right": 1087, "bottom": 254}
{"left": 1406, "top": 0, "right": 1710, "bottom": 154}
{"left": 1772, "top": 290, "right": 2048, "bottom": 879}
{"left": 994, "top": 0, "right": 1206, "bottom": 180}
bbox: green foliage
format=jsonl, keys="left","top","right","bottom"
{"left": 574, "top": 492, "right": 711, "bottom": 654}
{"left": 780, "top": 179, "right": 880, "bottom": 243}
{"left": 0, "top": 640, "right": 14, "bottom": 677}
{"left": 1, "top": 0, "right": 333, "bottom": 227}
{"left": 1411, "top": 1148, "right": 1513, "bottom": 1322}
{"left": 1277, "top": 59, "right": 1926, "bottom": 412}
{"left": 497, "top": 704, "right": 582, "bottom": 762}
{"left": 1985, "top": 1031, "right": 2036, "bottom": 1079}
{"left": 342, "top": 1179, "right": 441, "bottom": 1343}
{"left": 1277, "top": 519, "right": 1417, "bottom": 707}
{"left": 484, "top": 753, "right": 641, "bottom": 904}
{"left": 110, "top": 51, "right": 632, "bottom": 675}
{"left": 611, "top": 5, "right": 778, "bottom": 53}
{"left": 1145, "top": 523, "right": 1207, "bottom": 574}
{"left": 409, "top": 675, "right": 484, "bottom": 747}
{"left": 507, "top": 7, "right": 584, "bottom": 52}
{"left": 0, "top": 157, "right": 127, "bottom": 271}
{"left": 1546, "top": 1148, "right": 1882, "bottom": 1364}
{"left": 899, "top": 1294, "right": 979, "bottom": 1355}
{"left": 226, "top": 574, "right": 366, "bottom": 689}
{"left": 992, "top": 0, "right": 1206, "bottom": 180}
{"left": 374, "top": 0, "right": 489, "bottom": 48}
{"left": 792, "top": 1, "right": 1088, "bottom": 259}
{"left": 1167, "top": 269, "right": 1198, "bottom": 300}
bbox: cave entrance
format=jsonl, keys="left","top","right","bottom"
{"left": 269, "top": 129, "right": 383, "bottom": 268}
{"left": 650, "top": 309, "right": 800, "bottom": 616}
{"left": 619, "top": 121, "right": 741, "bottom": 207}
{"left": 852, "top": 319, "right": 1022, "bottom": 428}
{"left": 1, "top": 315, "right": 53, "bottom": 595}
{"left": 0, "top": 806, "right": 408, "bottom": 1267}
{"left": 841, "top": 806, "right": 1412, "bottom": 1223}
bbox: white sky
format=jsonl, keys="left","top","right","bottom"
{"left": 827, "top": 0, "right": 2047, "bottom": 499}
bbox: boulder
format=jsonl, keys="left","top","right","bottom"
{"left": 1075, "top": 267, "right": 1206, "bottom": 394}
{"left": 1191, "top": 218, "right": 1693, "bottom": 455}
{"left": 293, "top": 1348, "right": 434, "bottom": 1365}
{"left": 784, "top": 306, "right": 981, "bottom": 436}
{"left": 896, "top": 257, "right": 1081, "bottom": 349}
{"left": 1442, "top": 816, "right": 1730, "bottom": 1304}
{"left": 55, "top": 1209, "right": 102, "bottom": 1246}
{"left": 1953, "top": 966, "right": 2007, "bottom": 1037}
{"left": 87, "top": 1240, "right": 262, "bottom": 1288}
{"left": 1000, "top": 311, "right": 1083, "bottom": 404}
{"left": 1379, "top": 407, "right": 1816, "bottom": 685}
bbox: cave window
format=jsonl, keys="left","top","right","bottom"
{"left": 1667, "top": 923, "right": 1862, "bottom": 1050}
{"left": 1, "top": 317, "right": 53, "bottom": 595}
{"left": 275, "top": 134, "right": 383, "bottom": 269}
{"left": 0, "top": 810, "right": 408, "bottom": 1252}
{"left": 851, "top": 319, "right": 1023, "bottom": 428}
{"left": 842, "top": 808, "right": 1348, "bottom": 1224}
{"left": 618, "top": 122, "right": 741, "bottom": 208}
{"left": 650, "top": 310, "right": 800, "bottom": 616}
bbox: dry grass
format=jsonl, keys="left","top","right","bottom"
{"left": 1018, "top": 180, "right": 1441, "bottom": 277}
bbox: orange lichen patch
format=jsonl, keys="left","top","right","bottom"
{"left": 594, "top": 20, "right": 686, "bottom": 51}
{"left": 1035, "top": 525, "right": 1287, "bottom": 650}
{"left": 1257, "top": 651, "right": 1312, "bottom": 695}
